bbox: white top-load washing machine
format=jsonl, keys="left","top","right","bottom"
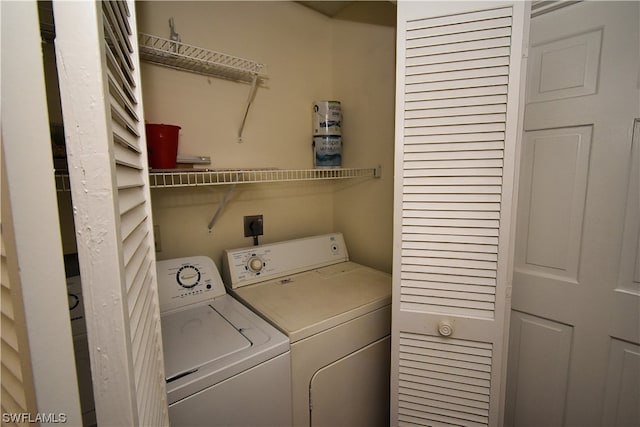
{"left": 156, "top": 256, "right": 292, "bottom": 426}
{"left": 222, "top": 233, "right": 392, "bottom": 427}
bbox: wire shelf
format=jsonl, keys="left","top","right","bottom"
{"left": 148, "top": 167, "right": 379, "bottom": 188}
{"left": 138, "top": 33, "right": 266, "bottom": 83}
{"left": 55, "top": 167, "right": 380, "bottom": 192}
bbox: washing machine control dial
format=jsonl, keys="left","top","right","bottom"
{"left": 247, "top": 256, "right": 264, "bottom": 273}
{"left": 176, "top": 264, "right": 201, "bottom": 289}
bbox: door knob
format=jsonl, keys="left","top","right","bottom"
{"left": 437, "top": 320, "right": 454, "bottom": 337}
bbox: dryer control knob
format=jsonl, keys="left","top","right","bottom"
{"left": 437, "top": 320, "right": 454, "bottom": 337}
{"left": 248, "top": 257, "right": 263, "bottom": 273}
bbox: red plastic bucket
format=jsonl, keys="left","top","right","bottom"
{"left": 145, "top": 124, "right": 181, "bottom": 169}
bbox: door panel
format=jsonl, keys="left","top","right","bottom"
{"left": 505, "top": 311, "right": 573, "bottom": 427}
{"left": 393, "top": 2, "right": 530, "bottom": 425}
{"left": 602, "top": 339, "right": 640, "bottom": 426}
{"left": 526, "top": 29, "right": 602, "bottom": 103}
{"left": 612, "top": 120, "right": 640, "bottom": 341}
{"left": 516, "top": 126, "right": 592, "bottom": 285}
{"left": 507, "top": 2, "right": 640, "bottom": 426}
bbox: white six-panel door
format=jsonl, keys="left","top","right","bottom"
{"left": 506, "top": 2, "right": 640, "bottom": 426}
{"left": 392, "top": 2, "right": 530, "bottom": 425}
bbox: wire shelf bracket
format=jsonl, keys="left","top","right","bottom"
{"left": 207, "top": 183, "right": 237, "bottom": 232}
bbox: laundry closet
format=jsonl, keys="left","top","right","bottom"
{"left": 137, "top": 4, "right": 397, "bottom": 424}
{"left": 48, "top": 1, "right": 397, "bottom": 425}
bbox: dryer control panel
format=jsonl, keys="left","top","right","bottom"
{"left": 222, "top": 233, "right": 348, "bottom": 289}
{"left": 157, "top": 256, "right": 227, "bottom": 313}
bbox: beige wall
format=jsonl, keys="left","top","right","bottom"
{"left": 136, "top": 1, "right": 395, "bottom": 272}
{"left": 332, "top": 5, "right": 396, "bottom": 272}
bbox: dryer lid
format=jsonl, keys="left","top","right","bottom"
{"left": 161, "top": 304, "right": 251, "bottom": 381}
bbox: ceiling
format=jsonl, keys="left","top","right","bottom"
{"left": 297, "top": 1, "right": 354, "bottom": 17}
{"left": 296, "top": 1, "right": 396, "bottom": 27}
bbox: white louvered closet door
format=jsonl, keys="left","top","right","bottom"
{"left": 53, "top": 1, "right": 169, "bottom": 425}
{"left": 392, "top": 3, "right": 529, "bottom": 426}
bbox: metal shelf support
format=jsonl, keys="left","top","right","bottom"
{"left": 238, "top": 74, "right": 259, "bottom": 143}
{"left": 207, "top": 183, "right": 236, "bottom": 232}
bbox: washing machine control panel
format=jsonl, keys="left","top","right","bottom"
{"left": 222, "top": 233, "right": 348, "bottom": 289}
{"left": 157, "top": 256, "right": 227, "bottom": 313}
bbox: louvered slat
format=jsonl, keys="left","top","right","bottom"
{"left": 113, "top": 120, "right": 142, "bottom": 153}
{"left": 1, "top": 340, "right": 23, "bottom": 380}
{"left": 404, "top": 248, "right": 497, "bottom": 260}
{"left": 409, "top": 37, "right": 511, "bottom": 60}
{"left": 111, "top": 97, "right": 140, "bottom": 137}
{"left": 404, "top": 170, "right": 503, "bottom": 180}
{"left": 405, "top": 131, "right": 506, "bottom": 144}
{"left": 126, "top": 251, "right": 146, "bottom": 308}
{"left": 119, "top": 187, "right": 145, "bottom": 215}
{"left": 120, "top": 204, "right": 147, "bottom": 243}
{"left": 124, "top": 243, "right": 150, "bottom": 297}
{"left": 0, "top": 313, "right": 19, "bottom": 356}
{"left": 399, "top": 386, "right": 489, "bottom": 410}
{"left": 406, "top": 57, "right": 510, "bottom": 78}
{"left": 122, "top": 223, "right": 149, "bottom": 268}
{"left": 407, "top": 27, "right": 512, "bottom": 49}
{"left": 1, "top": 285, "right": 14, "bottom": 321}
{"left": 401, "top": 388, "right": 489, "bottom": 412}
{"left": 402, "top": 282, "right": 494, "bottom": 297}
{"left": 114, "top": 144, "right": 144, "bottom": 171}
{"left": 131, "top": 280, "right": 152, "bottom": 360}
{"left": 406, "top": 47, "right": 511, "bottom": 68}
{"left": 405, "top": 104, "right": 507, "bottom": 119}
{"left": 405, "top": 140, "right": 504, "bottom": 151}
{"left": 405, "top": 113, "right": 507, "bottom": 128}
{"left": 117, "top": 165, "right": 145, "bottom": 189}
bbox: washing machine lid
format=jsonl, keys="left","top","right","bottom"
{"left": 161, "top": 303, "right": 251, "bottom": 381}
{"left": 232, "top": 262, "right": 391, "bottom": 343}
{"left": 162, "top": 294, "right": 290, "bottom": 405}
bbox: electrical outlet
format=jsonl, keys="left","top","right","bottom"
{"left": 154, "top": 225, "right": 162, "bottom": 252}
{"left": 244, "top": 215, "right": 264, "bottom": 237}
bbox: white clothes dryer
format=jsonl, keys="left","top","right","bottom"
{"left": 222, "top": 233, "right": 392, "bottom": 427}
{"left": 157, "top": 256, "right": 292, "bottom": 426}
